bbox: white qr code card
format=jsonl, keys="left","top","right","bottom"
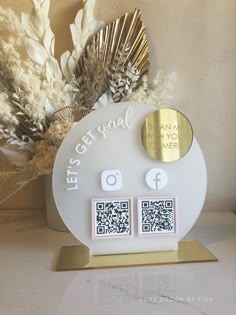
{"left": 137, "top": 197, "right": 177, "bottom": 236}
{"left": 92, "top": 198, "right": 133, "bottom": 239}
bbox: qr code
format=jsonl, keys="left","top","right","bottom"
{"left": 92, "top": 198, "right": 132, "bottom": 239}
{"left": 138, "top": 197, "right": 176, "bottom": 235}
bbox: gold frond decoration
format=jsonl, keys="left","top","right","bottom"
{"left": 50, "top": 106, "right": 93, "bottom": 123}
{"left": 72, "top": 9, "right": 150, "bottom": 108}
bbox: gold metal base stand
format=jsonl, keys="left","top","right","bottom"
{"left": 56, "top": 240, "right": 218, "bottom": 271}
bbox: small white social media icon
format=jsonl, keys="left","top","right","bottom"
{"left": 146, "top": 168, "right": 168, "bottom": 190}
{"left": 101, "top": 170, "right": 122, "bottom": 191}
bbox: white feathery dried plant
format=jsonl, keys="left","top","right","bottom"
{"left": 61, "top": 0, "right": 105, "bottom": 81}
{"left": 0, "top": 0, "right": 105, "bottom": 203}
{"left": 22, "top": 0, "right": 104, "bottom": 114}
{"left": 0, "top": 0, "right": 176, "bottom": 204}
{"left": 126, "top": 72, "right": 177, "bottom": 107}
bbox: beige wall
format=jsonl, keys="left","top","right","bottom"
{"left": 0, "top": 0, "right": 236, "bottom": 211}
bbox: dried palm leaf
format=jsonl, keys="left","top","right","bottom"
{"left": 22, "top": 0, "right": 63, "bottom": 81}
{"left": 61, "top": 0, "right": 105, "bottom": 80}
{"left": 73, "top": 8, "right": 150, "bottom": 108}
{"left": 50, "top": 105, "right": 93, "bottom": 123}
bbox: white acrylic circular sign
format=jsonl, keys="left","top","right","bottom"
{"left": 53, "top": 102, "right": 207, "bottom": 255}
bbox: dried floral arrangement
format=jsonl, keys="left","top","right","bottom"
{"left": 0, "top": 0, "right": 176, "bottom": 203}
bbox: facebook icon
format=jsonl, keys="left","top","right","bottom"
{"left": 146, "top": 168, "right": 168, "bottom": 190}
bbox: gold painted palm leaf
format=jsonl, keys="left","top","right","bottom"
{"left": 73, "top": 9, "right": 150, "bottom": 108}
{"left": 50, "top": 106, "right": 92, "bottom": 123}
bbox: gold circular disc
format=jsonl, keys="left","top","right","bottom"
{"left": 141, "top": 108, "right": 193, "bottom": 162}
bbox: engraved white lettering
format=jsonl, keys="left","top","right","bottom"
{"left": 75, "top": 130, "right": 95, "bottom": 154}
{"left": 69, "top": 158, "right": 80, "bottom": 166}
{"left": 97, "top": 107, "right": 133, "bottom": 138}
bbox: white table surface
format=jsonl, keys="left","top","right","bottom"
{"left": 0, "top": 211, "right": 235, "bottom": 315}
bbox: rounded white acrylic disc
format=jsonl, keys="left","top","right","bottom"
{"left": 53, "top": 102, "right": 207, "bottom": 255}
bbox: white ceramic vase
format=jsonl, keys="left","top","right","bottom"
{"left": 45, "top": 174, "right": 68, "bottom": 232}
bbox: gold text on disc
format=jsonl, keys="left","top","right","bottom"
{"left": 141, "top": 108, "right": 193, "bottom": 162}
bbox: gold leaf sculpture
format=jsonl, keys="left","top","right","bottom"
{"left": 72, "top": 9, "right": 150, "bottom": 108}
{"left": 50, "top": 106, "right": 93, "bottom": 123}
